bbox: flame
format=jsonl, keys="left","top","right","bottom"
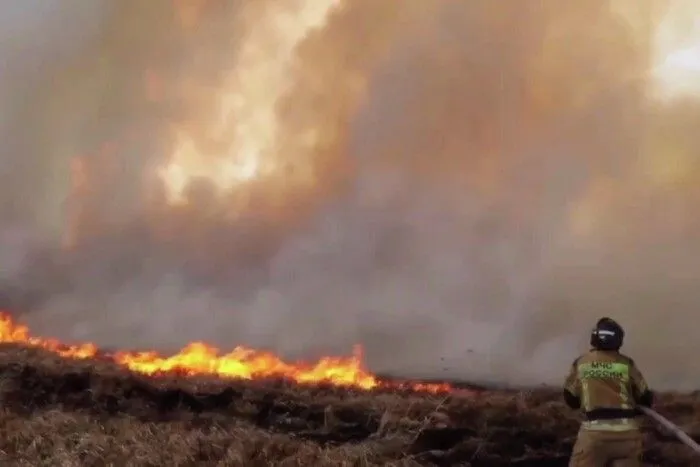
{"left": 0, "top": 313, "right": 450, "bottom": 393}
{"left": 158, "top": 0, "right": 344, "bottom": 207}
{"left": 0, "top": 314, "right": 98, "bottom": 360}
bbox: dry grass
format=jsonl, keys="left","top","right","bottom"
{"left": 0, "top": 345, "right": 696, "bottom": 466}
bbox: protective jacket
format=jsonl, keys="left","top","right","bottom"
{"left": 564, "top": 349, "right": 653, "bottom": 428}
{"left": 565, "top": 349, "right": 654, "bottom": 465}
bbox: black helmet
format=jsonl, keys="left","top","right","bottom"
{"left": 590, "top": 317, "right": 624, "bottom": 351}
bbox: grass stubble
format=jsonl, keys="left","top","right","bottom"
{"left": 0, "top": 346, "right": 695, "bottom": 466}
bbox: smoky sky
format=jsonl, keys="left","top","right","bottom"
{"left": 1, "top": 0, "right": 699, "bottom": 390}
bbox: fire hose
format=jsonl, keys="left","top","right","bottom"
{"left": 639, "top": 406, "right": 700, "bottom": 455}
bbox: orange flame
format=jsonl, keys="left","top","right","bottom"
{"left": 0, "top": 314, "right": 451, "bottom": 393}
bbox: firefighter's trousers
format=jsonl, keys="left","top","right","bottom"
{"left": 569, "top": 420, "right": 642, "bottom": 467}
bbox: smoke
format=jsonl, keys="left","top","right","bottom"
{"left": 2, "top": 0, "right": 700, "bottom": 390}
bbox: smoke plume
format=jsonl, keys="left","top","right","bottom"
{"left": 2, "top": 0, "right": 700, "bottom": 390}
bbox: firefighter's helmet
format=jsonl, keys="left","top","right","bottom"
{"left": 590, "top": 317, "right": 624, "bottom": 351}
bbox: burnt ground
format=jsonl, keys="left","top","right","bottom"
{"left": 0, "top": 346, "right": 697, "bottom": 466}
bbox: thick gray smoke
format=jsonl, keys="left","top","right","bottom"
{"left": 2, "top": 1, "right": 700, "bottom": 390}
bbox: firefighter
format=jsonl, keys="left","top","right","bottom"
{"left": 564, "top": 317, "right": 654, "bottom": 466}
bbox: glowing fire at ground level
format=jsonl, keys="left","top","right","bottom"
{"left": 0, "top": 313, "right": 451, "bottom": 394}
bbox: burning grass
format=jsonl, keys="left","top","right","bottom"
{"left": 0, "top": 345, "right": 697, "bottom": 466}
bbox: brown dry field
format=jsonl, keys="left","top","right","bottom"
{"left": 0, "top": 345, "right": 697, "bottom": 466}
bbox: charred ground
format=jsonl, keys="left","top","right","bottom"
{"left": 0, "top": 345, "right": 696, "bottom": 466}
